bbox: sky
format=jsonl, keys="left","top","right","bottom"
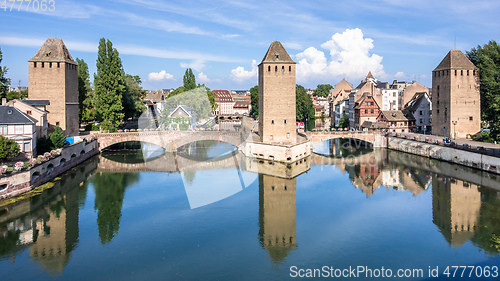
{"left": 1, "top": 0, "right": 499, "bottom": 91}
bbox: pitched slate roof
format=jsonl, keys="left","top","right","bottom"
{"left": 0, "top": 106, "right": 37, "bottom": 125}
{"left": 433, "top": 50, "right": 477, "bottom": 71}
{"left": 21, "top": 99, "right": 50, "bottom": 106}
{"left": 366, "top": 71, "right": 374, "bottom": 80}
{"left": 29, "top": 38, "right": 76, "bottom": 64}
{"left": 261, "top": 41, "right": 295, "bottom": 64}
{"left": 403, "top": 92, "right": 428, "bottom": 112}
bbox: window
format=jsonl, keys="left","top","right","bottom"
{"left": 0, "top": 125, "right": 6, "bottom": 134}
{"left": 56, "top": 121, "right": 60, "bottom": 126}
{"left": 15, "top": 125, "right": 23, "bottom": 134}
{"left": 284, "top": 119, "right": 287, "bottom": 124}
{"left": 41, "top": 62, "right": 44, "bottom": 68}
{"left": 49, "top": 62, "right": 52, "bottom": 68}
{"left": 419, "top": 110, "right": 423, "bottom": 115}
{"left": 437, "top": 109, "right": 439, "bottom": 114}
{"left": 289, "top": 66, "right": 291, "bottom": 72}
{"left": 455, "top": 70, "right": 457, "bottom": 76}
{"left": 268, "top": 66, "right": 270, "bottom": 72}
{"left": 420, "top": 119, "right": 423, "bottom": 124}
{"left": 371, "top": 109, "right": 374, "bottom": 114}
{"left": 27, "top": 110, "right": 32, "bottom": 115}
{"left": 467, "top": 70, "right": 469, "bottom": 76}
{"left": 57, "top": 62, "right": 60, "bottom": 68}
{"left": 461, "top": 70, "right": 463, "bottom": 76}
{"left": 34, "top": 62, "right": 37, "bottom": 68}
{"left": 364, "top": 109, "right": 368, "bottom": 114}
{"left": 24, "top": 141, "right": 30, "bottom": 152}
{"left": 271, "top": 120, "right": 274, "bottom": 124}
{"left": 275, "top": 66, "right": 277, "bottom": 72}
{"left": 469, "top": 116, "right": 473, "bottom": 121}
{"left": 282, "top": 66, "right": 284, "bottom": 72}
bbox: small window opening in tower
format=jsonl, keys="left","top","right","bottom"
{"left": 268, "top": 66, "right": 270, "bottom": 72}
{"left": 282, "top": 66, "right": 284, "bottom": 72}
{"left": 289, "top": 66, "right": 291, "bottom": 72}
{"left": 275, "top": 66, "right": 277, "bottom": 72}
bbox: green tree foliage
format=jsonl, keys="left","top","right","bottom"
{"left": 296, "top": 85, "right": 315, "bottom": 122}
{"left": 314, "top": 84, "right": 333, "bottom": 97}
{"left": 92, "top": 172, "right": 139, "bottom": 244}
{"left": 36, "top": 135, "right": 52, "bottom": 155}
{"left": 183, "top": 68, "right": 196, "bottom": 91}
{"left": 250, "top": 85, "right": 259, "bottom": 118}
{"left": 338, "top": 113, "right": 349, "bottom": 128}
{"left": 4, "top": 90, "right": 28, "bottom": 101}
{"left": 0, "top": 135, "right": 19, "bottom": 162}
{"left": 76, "top": 58, "right": 94, "bottom": 122}
{"left": 159, "top": 87, "right": 212, "bottom": 124}
{"left": 49, "top": 126, "right": 67, "bottom": 149}
{"left": 0, "top": 48, "right": 11, "bottom": 99}
{"left": 168, "top": 86, "right": 185, "bottom": 98}
{"left": 198, "top": 84, "right": 217, "bottom": 111}
{"left": 122, "top": 74, "right": 146, "bottom": 120}
{"left": 93, "top": 38, "right": 125, "bottom": 131}
{"left": 467, "top": 41, "right": 500, "bottom": 141}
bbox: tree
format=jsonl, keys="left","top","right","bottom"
{"left": 77, "top": 58, "right": 94, "bottom": 122}
{"left": 0, "top": 135, "right": 19, "bottom": 162}
{"left": 314, "top": 84, "right": 333, "bottom": 97}
{"left": 93, "top": 38, "right": 125, "bottom": 131}
{"left": 36, "top": 136, "right": 52, "bottom": 155}
{"left": 183, "top": 68, "right": 196, "bottom": 91}
{"left": 0, "top": 48, "right": 11, "bottom": 99}
{"left": 49, "top": 126, "right": 66, "bottom": 149}
{"left": 296, "top": 85, "right": 315, "bottom": 122}
{"left": 249, "top": 85, "right": 259, "bottom": 118}
{"left": 168, "top": 86, "right": 185, "bottom": 98}
{"left": 467, "top": 40, "right": 500, "bottom": 141}
{"left": 338, "top": 113, "right": 349, "bottom": 128}
{"left": 198, "top": 84, "right": 217, "bottom": 111}
{"left": 122, "top": 74, "right": 146, "bottom": 120}
{"left": 5, "top": 90, "right": 27, "bottom": 101}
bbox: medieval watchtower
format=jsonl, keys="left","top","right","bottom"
{"left": 431, "top": 50, "right": 480, "bottom": 138}
{"left": 258, "top": 41, "right": 296, "bottom": 144}
{"left": 28, "top": 38, "right": 79, "bottom": 136}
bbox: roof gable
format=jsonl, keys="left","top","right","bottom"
{"left": 0, "top": 106, "right": 37, "bottom": 125}
{"left": 260, "top": 41, "right": 295, "bottom": 64}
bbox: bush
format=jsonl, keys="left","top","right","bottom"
{"left": 37, "top": 136, "right": 52, "bottom": 155}
{"left": 0, "top": 135, "right": 20, "bottom": 162}
{"left": 49, "top": 126, "right": 67, "bottom": 149}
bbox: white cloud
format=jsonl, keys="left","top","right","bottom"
{"left": 296, "top": 28, "right": 386, "bottom": 83}
{"left": 180, "top": 60, "right": 206, "bottom": 72}
{"left": 222, "top": 34, "right": 242, "bottom": 39}
{"left": 197, "top": 72, "right": 220, "bottom": 84}
{"left": 230, "top": 59, "right": 258, "bottom": 83}
{"left": 148, "top": 70, "right": 175, "bottom": 82}
{"left": 394, "top": 71, "right": 406, "bottom": 79}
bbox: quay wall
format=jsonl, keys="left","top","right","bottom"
{"left": 0, "top": 140, "right": 99, "bottom": 200}
{"left": 387, "top": 137, "right": 500, "bottom": 175}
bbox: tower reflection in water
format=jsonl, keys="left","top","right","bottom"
{"left": 259, "top": 174, "right": 297, "bottom": 264}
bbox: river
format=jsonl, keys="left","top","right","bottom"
{"left": 1, "top": 139, "right": 499, "bottom": 280}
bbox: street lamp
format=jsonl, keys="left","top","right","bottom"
{"left": 452, "top": 121, "right": 458, "bottom": 139}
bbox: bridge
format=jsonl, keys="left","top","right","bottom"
{"left": 96, "top": 131, "right": 244, "bottom": 152}
{"left": 307, "top": 131, "right": 386, "bottom": 147}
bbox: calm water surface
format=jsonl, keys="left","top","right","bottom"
{"left": 1, "top": 139, "right": 500, "bottom": 280}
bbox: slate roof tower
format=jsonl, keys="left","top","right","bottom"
{"left": 28, "top": 38, "right": 79, "bottom": 136}
{"left": 431, "top": 50, "right": 480, "bottom": 138}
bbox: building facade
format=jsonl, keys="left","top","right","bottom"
{"left": 258, "top": 41, "right": 296, "bottom": 144}
{"left": 431, "top": 50, "right": 480, "bottom": 138}
{"left": 28, "top": 38, "right": 79, "bottom": 136}
{"left": 0, "top": 105, "right": 37, "bottom": 157}
{"left": 404, "top": 92, "right": 432, "bottom": 133}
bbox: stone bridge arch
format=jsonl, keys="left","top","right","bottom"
{"left": 308, "top": 132, "right": 378, "bottom": 146}
{"left": 97, "top": 131, "right": 244, "bottom": 152}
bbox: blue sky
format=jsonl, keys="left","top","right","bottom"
{"left": 1, "top": 0, "right": 499, "bottom": 90}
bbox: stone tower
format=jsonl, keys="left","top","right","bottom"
{"left": 258, "top": 41, "right": 296, "bottom": 144}
{"left": 29, "top": 38, "right": 79, "bottom": 136}
{"left": 431, "top": 50, "right": 480, "bottom": 138}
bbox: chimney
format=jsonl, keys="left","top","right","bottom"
{"left": 1, "top": 98, "right": 6, "bottom": 105}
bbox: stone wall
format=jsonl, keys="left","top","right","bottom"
{"left": 0, "top": 140, "right": 98, "bottom": 200}
{"left": 387, "top": 137, "right": 499, "bottom": 175}
{"left": 243, "top": 140, "right": 310, "bottom": 163}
